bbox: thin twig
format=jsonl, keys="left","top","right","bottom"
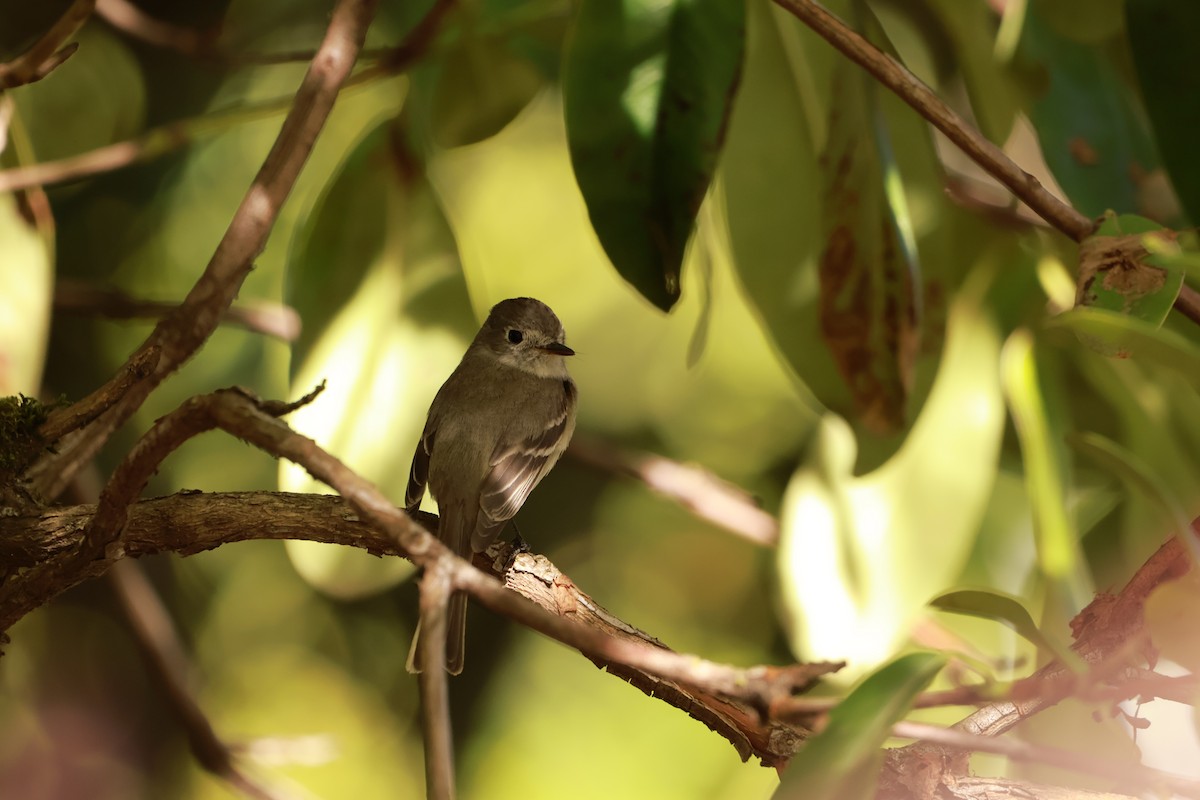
{"left": 96, "top": 0, "right": 395, "bottom": 66}
{"left": 891, "top": 720, "right": 1200, "bottom": 798}
{"left": 23, "top": 0, "right": 379, "bottom": 502}
{"left": 0, "top": 0, "right": 93, "bottom": 89}
{"left": 773, "top": 666, "right": 1198, "bottom": 721}
{"left": 54, "top": 279, "right": 302, "bottom": 342}
{"left": 38, "top": 345, "right": 160, "bottom": 444}
{"left": 568, "top": 435, "right": 779, "bottom": 547}
{"left": 0, "top": 0, "right": 454, "bottom": 196}
{"left": 417, "top": 562, "right": 456, "bottom": 800}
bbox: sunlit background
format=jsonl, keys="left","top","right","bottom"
{"left": 3, "top": 0, "right": 1200, "bottom": 797}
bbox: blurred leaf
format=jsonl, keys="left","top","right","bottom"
{"left": 1017, "top": 8, "right": 1159, "bottom": 219}
{"left": 1001, "top": 330, "right": 1089, "bottom": 608}
{"left": 1069, "top": 431, "right": 1200, "bottom": 564}
{"left": 430, "top": 36, "right": 544, "bottom": 148}
{"left": 774, "top": 652, "right": 946, "bottom": 799}
{"left": 283, "top": 118, "right": 475, "bottom": 598}
{"left": 1144, "top": 570, "right": 1200, "bottom": 674}
{"left": 1030, "top": 0, "right": 1124, "bottom": 44}
{"left": 1047, "top": 306, "right": 1200, "bottom": 386}
{"left": 563, "top": 0, "right": 745, "bottom": 310}
{"left": 1126, "top": 1, "right": 1200, "bottom": 225}
{"left": 0, "top": 121, "right": 53, "bottom": 396}
{"left": 778, "top": 279, "right": 1004, "bottom": 671}
{"left": 816, "top": 25, "right": 919, "bottom": 434}
{"left": 723, "top": 2, "right": 850, "bottom": 413}
{"left": 1076, "top": 213, "right": 1182, "bottom": 326}
{"left": 930, "top": 589, "right": 1074, "bottom": 664}
{"left": 9, "top": 24, "right": 145, "bottom": 163}
{"left": 920, "top": 0, "right": 1019, "bottom": 143}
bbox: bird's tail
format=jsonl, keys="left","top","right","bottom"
{"left": 405, "top": 503, "right": 471, "bottom": 675}
{"left": 404, "top": 592, "right": 467, "bottom": 675}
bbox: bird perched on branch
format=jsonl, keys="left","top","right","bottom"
{"left": 405, "top": 297, "right": 578, "bottom": 674}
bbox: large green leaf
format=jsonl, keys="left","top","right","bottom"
{"left": 1017, "top": 7, "right": 1160, "bottom": 219}
{"left": 815, "top": 27, "right": 919, "bottom": 435}
{"left": 774, "top": 652, "right": 946, "bottom": 799}
{"left": 778, "top": 277, "right": 1004, "bottom": 671}
{"left": 563, "top": 0, "right": 745, "bottom": 310}
{"left": 1127, "top": 1, "right": 1200, "bottom": 225}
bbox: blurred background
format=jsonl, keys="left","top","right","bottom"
{"left": 3, "top": 0, "right": 1200, "bottom": 797}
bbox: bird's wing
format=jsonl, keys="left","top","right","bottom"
{"left": 474, "top": 385, "right": 575, "bottom": 550}
{"left": 405, "top": 424, "right": 435, "bottom": 515}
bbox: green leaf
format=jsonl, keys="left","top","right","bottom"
{"left": 777, "top": 279, "right": 1005, "bottom": 671}
{"left": 0, "top": 104, "right": 53, "bottom": 397}
{"left": 429, "top": 37, "right": 544, "bottom": 148}
{"left": 815, "top": 19, "right": 919, "bottom": 434}
{"left": 1046, "top": 306, "right": 1200, "bottom": 386}
{"left": 1076, "top": 213, "right": 1183, "bottom": 329}
{"left": 1000, "top": 329, "right": 1090, "bottom": 609}
{"left": 930, "top": 589, "right": 1076, "bottom": 665}
{"left": 1127, "top": 1, "right": 1200, "bottom": 225}
{"left": 9, "top": 24, "right": 145, "bottom": 163}
{"left": 1069, "top": 431, "right": 1200, "bottom": 564}
{"left": 774, "top": 652, "right": 946, "bottom": 799}
{"left": 1017, "top": 8, "right": 1160, "bottom": 219}
{"left": 921, "top": 0, "right": 1019, "bottom": 144}
{"left": 563, "top": 0, "right": 746, "bottom": 310}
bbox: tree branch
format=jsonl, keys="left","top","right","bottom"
{"left": 54, "top": 279, "right": 301, "bottom": 342}
{"left": 23, "top": 0, "right": 380, "bottom": 502}
{"left": 0, "top": 0, "right": 93, "bottom": 90}
{"left": 568, "top": 435, "right": 779, "bottom": 547}
{"left": 417, "top": 562, "right": 456, "bottom": 800}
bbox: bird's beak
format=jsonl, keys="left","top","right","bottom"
{"left": 539, "top": 342, "right": 575, "bottom": 356}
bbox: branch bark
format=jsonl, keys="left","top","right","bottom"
{"left": 0, "top": 488, "right": 821, "bottom": 769}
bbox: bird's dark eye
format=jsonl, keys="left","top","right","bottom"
{"left": 506, "top": 329, "right": 524, "bottom": 344}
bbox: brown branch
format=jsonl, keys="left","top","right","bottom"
{"left": 0, "top": 0, "right": 453, "bottom": 197}
{"left": 95, "top": 0, "right": 395, "bottom": 66}
{"left": 37, "top": 345, "right": 160, "bottom": 444}
{"left": 22, "top": 0, "right": 379, "bottom": 502}
{"left": 0, "top": 0, "right": 93, "bottom": 89}
{"left": 889, "top": 721, "right": 1200, "bottom": 798}
{"left": 417, "top": 562, "right": 456, "bottom": 800}
{"left": 0, "top": 490, "right": 820, "bottom": 768}
{"left": 568, "top": 435, "right": 779, "bottom": 546}
{"left": 54, "top": 279, "right": 302, "bottom": 342}
{"left": 774, "top": 667, "right": 1197, "bottom": 722}
{"left": 0, "top": 379, "right": 836, "bottom": 769}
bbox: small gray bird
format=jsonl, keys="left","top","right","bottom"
{"left": 405, "top": 297, "right": 578, "bottom": 674}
